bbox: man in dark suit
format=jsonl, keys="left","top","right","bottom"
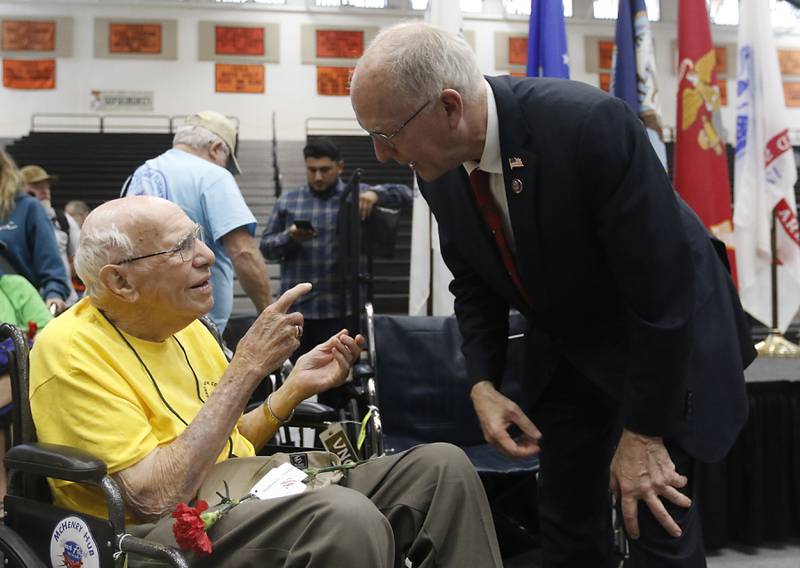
{"left": 350, "top": 22, "right": 755, "bottom": 567}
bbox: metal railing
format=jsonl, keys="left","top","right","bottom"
{"left": 30, "top": 113, "right": 240, "bottom": 134}
{"left": 305, "top": 117, "right": 365, "bottom": 137}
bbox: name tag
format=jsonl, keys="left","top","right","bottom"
{"left": 250, "top": 463, "right": 308, "bottom": 500}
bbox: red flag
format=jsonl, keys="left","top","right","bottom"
{"left": 674, "top": 0, "right": 736, "bottom": 282}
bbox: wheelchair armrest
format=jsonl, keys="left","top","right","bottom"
{"left": 352, "top": 362, "right": 374, "bottom": 381}
{"left": 120, "top": 534, "right": 189, "bottom": 568}
{"left": 6, "top": 443, "right": 107, "bottom": 483}
{"left": 293, "top": 400, "right": 337, "bottom": 423}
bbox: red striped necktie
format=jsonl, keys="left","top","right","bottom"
{"left": 468, "top": 168, "right": 532, "bottom": 306}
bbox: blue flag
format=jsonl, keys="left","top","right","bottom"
{"left": 611, "top": 0, "right": 638, "bottom": 109}
{"left": 611, "top": 0, "right": 667, "bottom": 167}
{"left": 526, "top": 0, "right": 570, "bottom": 78}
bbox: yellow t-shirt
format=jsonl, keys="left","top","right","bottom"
{"left": 29, "top": 298, "right": 255, "bottom": 522}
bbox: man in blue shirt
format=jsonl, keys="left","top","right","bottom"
{"left": 123, "top": 110, "right": 272, "bottom": 332}
{"left": 261, "top": 138, "right": 411, "bottom": 393}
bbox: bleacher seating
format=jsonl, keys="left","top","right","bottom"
{"left": 3, "top": 131, "right": 415, "bottom": 315}
{"left": 5, "top": 132, "right": 173, "bottom": 209}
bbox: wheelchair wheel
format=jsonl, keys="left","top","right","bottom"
{"left": 0, "top": 524, "right": 46, "bottom": 568}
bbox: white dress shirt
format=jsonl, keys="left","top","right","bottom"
{"left": 462, "top": 79, "right": 517, "bottom": 255}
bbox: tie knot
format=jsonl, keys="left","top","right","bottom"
{"left": 469, "top": 167, "right": 488, "bottom": 182}
{"left": 469, "top": 168, "right": 490, "bottom": 194}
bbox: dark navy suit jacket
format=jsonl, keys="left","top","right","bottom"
{"left": 418, "top": 75, "right": 755, "bottom": 462}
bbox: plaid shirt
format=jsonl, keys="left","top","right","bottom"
{"left": 261, "top": 179, "right": 411, "bottom": 319}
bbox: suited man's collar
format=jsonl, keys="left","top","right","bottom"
{"left": 485, "top": 75, "right": 534, "bottom": 151}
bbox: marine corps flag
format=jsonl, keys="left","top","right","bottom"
{"left": 734, "top": 0, "right": 800, "bottom": 333}
{"left": 674, "top": 0, "right": 736, "bottom": 278}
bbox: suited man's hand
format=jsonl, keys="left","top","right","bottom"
{"left": 609, "top": 430, "right": 692, "bottom": 540}
{"left": 470, "top": 381, "right": 541, "bottom": 458}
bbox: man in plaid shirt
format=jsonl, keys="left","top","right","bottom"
{"left": 261, "top": 138, "right": 411, "bottom": 404}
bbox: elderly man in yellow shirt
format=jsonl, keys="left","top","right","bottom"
{"left": 29, "top": 196, "right": 502, "bottom": 568}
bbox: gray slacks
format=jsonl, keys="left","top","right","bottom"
{"left": 128, "top": 443, "right": 502, "bottom": 568}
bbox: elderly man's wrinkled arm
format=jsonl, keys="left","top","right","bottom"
{"left": 113, "top": 284, "right": 311, "bottom": 521}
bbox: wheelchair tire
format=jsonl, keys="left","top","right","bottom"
{"left": 0, "top": 524, "right": 46, "bottom": 568}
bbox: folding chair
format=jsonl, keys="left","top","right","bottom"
{"left": 363, "top": 307, "right": 540, "bottom": 557}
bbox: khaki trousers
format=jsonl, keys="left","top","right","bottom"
{"left": 128, "top": 443, "right": 502, "bottom": 568}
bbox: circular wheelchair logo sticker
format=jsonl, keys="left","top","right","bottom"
{"left": 50, "top": 516, "right": 100, "bottom": 568}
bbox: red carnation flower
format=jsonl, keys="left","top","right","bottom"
{"left": 171, "top": 500, "right": 213, "bottom": 555}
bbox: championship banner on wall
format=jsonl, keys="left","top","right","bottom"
{"left": 1, "top": 20, "right": 55, "bottom": 51}
{"left": 215, "top": 26, "right": 264, "bottom": 56}
{"left": 779, "top": 49, "right": 800, "bottom": 75}
{"left": 215, "top": 63, "right": 264, "bottom": 93}
{"left": 109, "top": 23, "right": 162, "bottom": 54}
{"left": 315, "top": 30, "right": 363, "bottom": 59}
{"left": 598, "top": 39, "right": 614, "bottom": 91}
{"left": 784, "top": 82, "right": 800, "bottom": 107}
{"left": 508, "top": 37, "right": 527, "bottom": 66}
{"left": 3, "top": 58, "right": 55, "bottom": 89}
{"left": 316, "top": 66, "right": 352, "bottom": 96}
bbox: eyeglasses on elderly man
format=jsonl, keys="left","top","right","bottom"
{"left": 118, "top": 224, "right": 204, "bottom": 265}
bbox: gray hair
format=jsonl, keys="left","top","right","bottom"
{"left": 65, "top": 200, "right": 90, "bottom": 217}
{"left": 74, "top": 224, "right": 135, "bottom": 297}
{"left": 353, "top": 22, "right": 483, "bottom": 107}
{"left": 172, "top": 125, "right": 228, "bottom": 156}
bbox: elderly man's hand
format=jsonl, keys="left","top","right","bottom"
{"left": 285, "top": 330, "right": 365, "bottom": 400}
{"left": 233, "top": 283, "right": 310, "bottom": 378}
{"left": 609, "top": 429, "right": 692, "bottom": 540}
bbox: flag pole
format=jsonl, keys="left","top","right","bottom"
{"left": 755, "top": 207, "right": 800, "bottom": 357}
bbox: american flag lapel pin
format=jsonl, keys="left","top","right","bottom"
{"left": 509, "top": 157, "right": 525, "bottom": 170}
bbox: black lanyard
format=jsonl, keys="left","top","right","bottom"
{"left": 99, "top": 310, "right": 234, "bottom": 459}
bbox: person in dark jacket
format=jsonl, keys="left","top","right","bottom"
{"left": 0, "top": 150, "right": 69, "bottom": 314}
{"left": 351, "top": 22, "right": 755, "bottom": 568}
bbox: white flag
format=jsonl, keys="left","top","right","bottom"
{"left": 408, "top": 1, "right": 458, "bottom": 316}
{"left": 734, "top": 0, "right": 800, "bottom": 332}
{"left": 409, "top": 177, "right": 432, "bottom": 316}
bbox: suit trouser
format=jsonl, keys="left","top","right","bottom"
{"left": 532, "top": 361, "right": 706, "bottom": 568}
{"left": 128, "top": 443, "right": 502, "bottom": 568}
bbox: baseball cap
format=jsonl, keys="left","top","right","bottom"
{"left": 20, "top": 165, "right": 58, "bottom": 185}
{"left": 185, "top": 110, "right": 241, "bottom": 175}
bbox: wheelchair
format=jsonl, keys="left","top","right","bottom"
{"left": 0, "top": 321, "right": 190, "bottom": 567}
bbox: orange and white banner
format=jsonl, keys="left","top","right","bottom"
{"left": 215, "top": 63, "right": 264, "bottom": 93}
{"left": 1, "top": 20, "right": 55, "bottom": 51}
{"left": 3, "top": 58, "right": 55, "bottom": 89}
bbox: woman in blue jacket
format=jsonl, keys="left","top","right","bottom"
{"left": 0, "top": 150, "right": 69, "bottom": 314}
